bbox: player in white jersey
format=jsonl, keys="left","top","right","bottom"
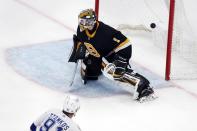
{"left": 30, "top": 95, "right": 81, "bottom": 131}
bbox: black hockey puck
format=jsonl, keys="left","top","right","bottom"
{"left": 150, "top": 23, "right": 156, "bottom": 29}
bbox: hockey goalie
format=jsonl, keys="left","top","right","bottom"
{"left": 68, "top": 9, "right": 157, "bottom": 102}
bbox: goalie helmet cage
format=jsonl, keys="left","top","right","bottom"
{"left": 95, "top": 0, "right": 197, "bottom": 80}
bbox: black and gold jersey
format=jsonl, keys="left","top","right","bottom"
{"left": 76, "top": 21, "right": 131, "bottom": 59}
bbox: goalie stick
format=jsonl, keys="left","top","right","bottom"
{"left": 69, "top": 60, "right": 79, "bottom": 87}
{"left": 68, "top": 34, "right": 86, "bottom": 87}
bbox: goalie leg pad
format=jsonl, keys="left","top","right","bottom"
{"left": 122, "top": 69, "right": 155, "bottom": 100}
{"left": 102, "top": 57, "right": 156, "bottom": 102}
{"left": 135, "top": 73, "right": 150, "bottom": 94}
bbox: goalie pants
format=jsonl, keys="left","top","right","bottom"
{"left": 81, "top": 55, "right": 102, "bottom": 80}
{"left": 81, "top": 44, "right": 132, "bottom": 74}
{"left": 80, "top": 44, "right": 132, "bottom": 80}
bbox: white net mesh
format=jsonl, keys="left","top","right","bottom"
{"left": 154, "top": 0, "right": 197, "bottom": 79}
{"left": 170, "top": 0, "right": 197, "bottom": 79}
{"left": 99, "top": 0, "right": 197, "bottom": 79}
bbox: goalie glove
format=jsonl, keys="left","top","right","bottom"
{"left": 68, "top": 34, "right": 86, "bottom": 63}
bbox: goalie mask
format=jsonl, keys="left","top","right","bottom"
{"left": 78, "top": 9, "right": 97, "bottom": 31}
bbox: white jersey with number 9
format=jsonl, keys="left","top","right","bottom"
{"left": 33, "top": 109, "right": 81, "bottom": 131}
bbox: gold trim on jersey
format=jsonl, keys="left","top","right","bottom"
{"left": 114, "top": 39, "right": 130, "bottom": 52}
{"left": 84, "top": 42, "right": 101, "bottom": 58}
{"left": 85, "top": 22, "right": 99, "bottom": 38}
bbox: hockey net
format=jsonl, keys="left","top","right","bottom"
{"left": 97, "top": 0, "right": 197, "bottom": 80}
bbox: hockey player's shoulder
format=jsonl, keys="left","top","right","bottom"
{"left": 99, "top": 21, "right": 117, "bottom": 32}
{"left": 43, "top": 109, "right": 62, "bottom": 117}
{"left": 47, "top": 108, "right": 59, "bottom": 113}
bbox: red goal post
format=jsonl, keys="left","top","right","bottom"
{"left": 165, "top": 0, "right": 175, "bottom": 80}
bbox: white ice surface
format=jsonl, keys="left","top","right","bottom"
{"left": 0, "top": 0, "right": 197, "bottom": 131}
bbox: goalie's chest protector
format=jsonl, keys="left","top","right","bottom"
{"left": 77, "top": 21, "right": 128, "bottom": 58}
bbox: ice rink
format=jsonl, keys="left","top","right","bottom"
{"left": 0, "top": 0, "right": 197, "bottom": 131}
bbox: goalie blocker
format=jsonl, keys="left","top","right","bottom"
{"left": 68, "top": 34, "right": 86, "bottom": 63}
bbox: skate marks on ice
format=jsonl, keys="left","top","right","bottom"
{"left": 5, "top": 39, "right": 170, "bottom": 97}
